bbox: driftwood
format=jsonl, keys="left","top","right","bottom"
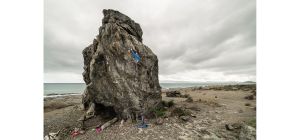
{"left": 44, "top": 130, "right": 61, "bottom": 140}
{"left": 97, "top": 117, "right": 118, "bottom": 130}
{"left": 77, "top": 103, "right": 96, "bottom": 130}
{"left": 78, "top": 102, "right": 95, "bottom": 122}
{"left": 119, "top": 119, "right": 124, "bottom": 128}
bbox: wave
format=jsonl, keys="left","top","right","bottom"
{"left": 44, "top": 93, "right": 82, "bottom": 98}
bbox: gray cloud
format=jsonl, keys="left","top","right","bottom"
{"left": 44, "top": 0, "right": 256, "bottom": 83}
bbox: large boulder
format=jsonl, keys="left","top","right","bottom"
{"left": 82, "top": 9, "right": 161, "bottom": 120}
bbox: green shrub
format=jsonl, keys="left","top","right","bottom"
{"left": 246, "top": 118, "right": 256, "bottom": 128}
{"left": 171, "top": 107, "right": 191, "bottom": 117}
{"left": 181, "top": 94, "right": 190, "bottom": 98}
{"left": 153, "top": 108, "right": 166, "bottom": 117}
{"left": 149, "top": 105, "right": 167, "bottom": 118}
{"left": 167, "top": 100, "right": 175, "bottom": 107}
{"left": 161, "top": 100, "right": 175, "bottom": 108}
{"left": 161, "top": 100, "right": 168, "bottom": 107}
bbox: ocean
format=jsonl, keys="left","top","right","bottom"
{"left": 44, "top": 82, "right": 255, "bottom": 97}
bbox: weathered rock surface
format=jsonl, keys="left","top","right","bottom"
{"left": 81, "top": 9, "right": 161, "bottom": 120}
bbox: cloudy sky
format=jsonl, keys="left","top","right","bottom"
{"left": 44, "top": 0, "right": 256, "bottom": 83}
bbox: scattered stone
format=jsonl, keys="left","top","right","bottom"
{"left": 225, "top": 124, "right": 234, "bottom": 131}
{"left": 245, "top": 103, "right": 251, "bottom": 106}
{"left": 178, "top": 135, "right": 192, "bottom": 140}
{"left": 166, "top": 90, "right": 181, "bottom": 97}
{"left": 225, "top": 123, "right": 242, "bottom": 131}
{"left": 81, "top": 9, "right": 161, "bottom": 119}
{"left": 238, "top": 109, "right": 244, "bottom": 113}
{"left": 171, "top": 107, "right": 188, "bottom": 117}
{"left": 138, "top": 128, "right": 143, "bottom": 134}
{"left": 244, "top": 94, "right": 255, "bottom": 100}
{"left": 44, "top": 130, "right": 61, "bottom": 140}
{"left": 251, "top": 90, "right": 256, "bottom": 95}
{"left": 185, "top": 96, "right": 193, "bottom": 102}
{"left": 202, "top": 132, "right": 220, "bottom": 140}
{"left": 155, "top": 118, "right": 164, "bottom": 125}
{"left": 232, "top": 123, "right": 242, "bottom": 129}
{"left": 232, "top": 87, "right": 239, "bottom": 90}
{"left": 199, "top": 100, "right": 221, "bottom": 107}
{"left": 182, "top": 94, "right": 190, "bottom": 98}
{"left": 239, "top": 124, "right": 256, "bottom": 140}
{"left": 164, "top": 111, "right": 171, "bottom": 118}
{"left": 242, "top": 88, "right": 250, "bottom": 91}
{"left": 166, "top": 91, "right": 190, "bottom": 98}
{"left": 180, "top": 116, "right": 190, "bottom": 121}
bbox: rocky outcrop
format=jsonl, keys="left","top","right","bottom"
{"left": 82, "top": 9, "right": 161, "bottom": 120}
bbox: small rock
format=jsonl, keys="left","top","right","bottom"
{"left": 239, "top": 124, "right": 256, "bottom": 140}
{"left": 244, "top": 94, "right": 255, "bottom": 100}
{"left": 185, "top": 97, "right": 193, "bottom": 102}
{"left": 155, "top": 118, "right": 164, "bottom": 125}
{"left": 191, "top": 114, "right": 197, "bottom": 118}
{"left": 232, "top": 87, "right": 238, "bottom": 90}
{"left": 202, "top": 133, "right": 220, "bottom": 140}
{"left": 232, "top": 123, "right": 242, "bottom": 129}
{"left": 166, "top": 90, "right": 182, "bottom": 97}
{"left": 225, "top": 123, "right": 242, "bottom": 131}
{"left": 180, "top": 116, "right": 190, "bottom": 121}
{"left": 215, "top": 96, "right": 218, "bottom": 98}
{"left": 138, "top": 128, "right": 143, "bottom": 133}
{"left": 44, "top": 131, "right": 61, "bottom": 140}
{"left": 164, "top": 111, "right": 171, "bottom": 118}
{"left": 178, "top": 135, "right": 192, "bottom": 140}
{"left": 245, "top": 103, "right": 251, "bottom": 106}
{"left": 225, "top": 124, "right": 234, "bottom": 131}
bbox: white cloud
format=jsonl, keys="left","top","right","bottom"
{"left": 44, "top": 0, "right": 256, "bottom": 83}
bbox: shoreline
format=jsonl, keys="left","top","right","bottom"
{"left": 44, "top": 84, "right": 256, "bottom": 139}
{"left": 44, "top": 93, "right": 82, "bottom": 98}
{"left": 44, "top": 83, "right": 256, "bottom": 98}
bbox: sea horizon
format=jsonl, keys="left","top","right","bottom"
{"left": 44, "top": 81, "right": 255, "bottom": 97}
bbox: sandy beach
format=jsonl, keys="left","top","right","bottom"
{"left": 44, "top": 84, "right": 256, "bottom": 139}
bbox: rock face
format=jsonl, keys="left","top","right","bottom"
{"left": 82, "top": 9, "right": 161, "bottom": 120}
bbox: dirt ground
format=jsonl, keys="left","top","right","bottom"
{"left": 44, "top": 84, "right": 256, "bottom": 140}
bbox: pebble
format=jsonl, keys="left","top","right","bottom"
{"left": 180, "top": 116, "right": 190, "bottom": 121}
